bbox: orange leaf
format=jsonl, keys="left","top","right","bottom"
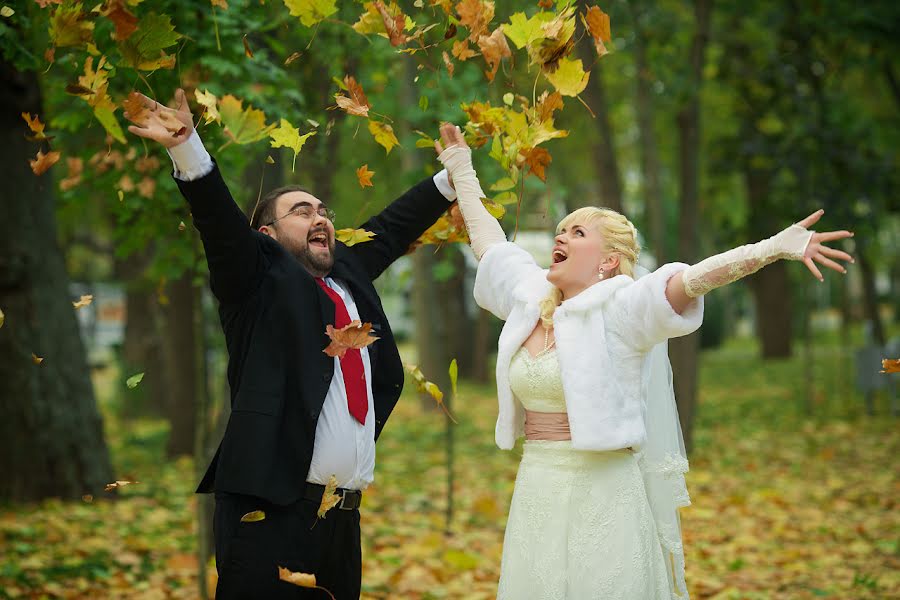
{"left": 334, "top": 75, "right": 370, "bottom": 117}
{"left": 536, "top": 90, "right": 565, "bottom": 123}
{"left": 882, "top": 359, "right": 900, "bottom": 374}
{"left": 323, "top": 320, "right": 379, "bottom": 359}
{"left": 374, "top": 0, "right": 408, "bottom": 46}
{"left": 317, "top": 475, "right": 341, "bottom": 518}
{"left": 443, "top": 51, "right": 455, "bottom": 77}
{"left": 278, "top": 566, "right": 317, "bottom": 588}
{"left": 522, "top": 146, "right": 551, "bottom": 181}
{"left": 60, "top": 157, "right": 84, "bottom": 191}
{"left": 29, "top": 150, "right": 61, "bottom": 176}
{"left": 211, "top": 0, "right": 229, "bottom": 8}
{"left": 456, "top": 0, "right": 494, "bottom": 40}
{"left": 583, "top": 5, "right": 611, "bottom": 57}
{"left": 102, "top": 0, "right": 138, "bottom": 41}
{"left": 21, "top": 112, "right": 51, "bottom": 141}
{"left": 477, "top": 27, "right": 511, "bottom": 81}
{"left": 356, "top": 164, "right": 375, "bottom": 188}
{"left": 452, "top": 39, "right": 477, "bottom": 61}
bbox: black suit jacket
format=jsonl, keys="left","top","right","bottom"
{"left": 176, "top": 163, "right": 450, "bottom": 505}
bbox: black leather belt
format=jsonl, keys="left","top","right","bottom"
{"left": 303, "top": 482, "right": 362, "bottom": 510}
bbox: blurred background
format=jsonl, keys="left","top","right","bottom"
{"left": 0, "top": 0, "right": 897, "bottom": 598}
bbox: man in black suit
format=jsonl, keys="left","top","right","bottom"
{"left": 126, "top": 90, "right": 458, "bottom": 599}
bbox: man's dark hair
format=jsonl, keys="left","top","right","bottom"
{"left": 248, "top": 184, "right": 314, "bottom": 230}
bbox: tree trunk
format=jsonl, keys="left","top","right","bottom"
{"left": 0, "top": 61, "right": 113, "bottom": 501}
{"left": 856, "top": 241, "right": 886, "bottom": 347}
{"left": 670, "top": 0, "right": 712, "bottom": 454}
{"left": 161, "top": 272, "right": 197, "bottom": 458}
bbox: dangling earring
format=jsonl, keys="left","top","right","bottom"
{"left": 598, "top": 267, "right": 605, "bottom": 280}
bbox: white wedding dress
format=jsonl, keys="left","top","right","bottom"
{"left": 497, "top": 346, "right": 676, "bottom": 600}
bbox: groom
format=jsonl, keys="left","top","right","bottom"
{"left": 125, "top": 90, "right": 457, "bottom": 599}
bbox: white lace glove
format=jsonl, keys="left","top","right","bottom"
{"left": 681, "top": 223, "right": 813, "bottom": 298}
{"left": 437, "top": 145, "right": 506, "bottom": 260}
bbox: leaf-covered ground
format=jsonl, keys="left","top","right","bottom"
{"left": 1, "top": 336, "right": 897, "bottom": 599}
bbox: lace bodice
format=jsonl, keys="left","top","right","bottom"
{"left": 509, "top": 347, "right": 566, "bottom": 413}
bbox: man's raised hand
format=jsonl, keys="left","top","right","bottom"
{"left": 434, "top": 122, "right": 469, "bottom": 155}
{"left": 124, "top": 88, "right": 194, "bottom": 148}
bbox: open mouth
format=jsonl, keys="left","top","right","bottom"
{"left": 308, "top": 230, "right": 329, "bottom": 250}
{"left": 552, "top": 249, "right": 568, "bottom": 264}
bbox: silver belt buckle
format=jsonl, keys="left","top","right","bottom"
{"left": 338, "top": 489, "right": 354, "bottom": 510}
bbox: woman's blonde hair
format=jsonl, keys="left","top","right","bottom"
{"left": 539, "top": 207, "right": 641, "bottom": 327}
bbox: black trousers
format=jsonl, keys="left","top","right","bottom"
{"left": 214, "top": 492, "right": 362, "bottom": 600}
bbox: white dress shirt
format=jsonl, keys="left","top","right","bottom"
{"left": 168, "top": 130, "right": 455, "bottom": 491}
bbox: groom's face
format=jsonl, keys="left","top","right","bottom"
{"left": 260, "top": 191, "right": 336, "bottom": 277}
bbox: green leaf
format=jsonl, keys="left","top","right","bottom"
{"left": 126, "top": 372, "right": 145, "bottom": 389}
{"left": 269, "top": 119, "right": 315, "bottom": 171}
{"left": 118, "top": 13, "right": 180, "bottom": 71}
{"left": 93, "top": 104, "right": 126, "bottom": 144}
{"left": 448, "top": 358, "right": 458, "bottom": 397}
{"left": 220, "top": 95, "right": 275, "bottom": 145}
{"left": 419, "top": 95, "right": 428, "bottom": 111}
{"left": 284, "top": 0, "right": 338, "bottom": 27}
{"left": 490, "top": 177, "right": 516, "bottom": 191}
{"left": 493, "top": 191, "right": 518, "bottom": 205}
{"left": 502, "top": 11, "right": 554, "bottom": 50}
{"left": 544, "top": 57, "right": 590, "bottom": 97}
{"left": 502, "top": 92, "right": 514, "bottom": 106}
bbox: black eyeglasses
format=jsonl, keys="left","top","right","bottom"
{"left": 265, "top": 203, "right": 336, "bottom": 227}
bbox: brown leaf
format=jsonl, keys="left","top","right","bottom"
{"left": 477, "top": 27, "right": 511, "bottom": 81}
{"left": 522, "top": 146, "right": 552, "bottom": 181}
{"left": 317, "top": 475, "right": 341, "bottom": 518}
{"left": 60, "top": 157, "right": 84, "bottom": 191}
{"left": 137, "top": 176, "right": 156, "bottom": 199}
{"left": 211, "top": 0, "right": 229, "bottom": 8}
{"left": 536, "top": 90, "right": 564, "bottom": 122}
{"left": 104, "top": 480, "right": 140, "bottom": 491}
{"left": 451, "top": 39, "right": 477, "bottom": 61}
{"left": 242, "top": 34, "right": 253, "bottom": 58}
{"left": 537, "top": 0, "right": 553, "bottom": 8}
{"left": 284, "top": 51, "right": 302, "bottom": 65}
{"left": 29, "top": 150, "right": 61, "bottom": 176}
{"left": 323, "top": 320, "right": 379, "bottom": 359}
{"left": 443, "top": 51, "right": 455, "bottom": 77}
{"left": 278, "top": 566, "right": 317, "bottom": 587}
{"left": 444, "top": 22, "right": 457, "bottom": 39}
{"left": 456, "top": 0, "right": 494, "bottom": 40}
{"left": 102, "top": 0, "right": 138, "bottom": 41}
{"left": 374, "top": 0, "right": 408, "bottom": 46}
{"left": 881, "top": 358, "right": 900, "bottom": 374}
{"left": 583, "top": 5, "right": 611, "bottom": 57}
{"left": 334, "top": 75, "right": 370, "bottom": 117}
{"left": 356, "top": 164, "right": 375, "bottom": 188}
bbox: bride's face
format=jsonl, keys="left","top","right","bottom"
{"left": 548, "top": 220, "right": 616, "bottom": 296}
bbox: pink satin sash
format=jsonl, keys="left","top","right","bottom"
{"left": 524, "top": 410, "right": 571, "bottom": 441}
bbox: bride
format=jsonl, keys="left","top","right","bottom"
{"left": 433, "top": 123, "right": 853, "bottom": 599}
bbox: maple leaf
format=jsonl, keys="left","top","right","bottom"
{"left": 374, "top": 0, "right": 408, "bottom": 46}
{"left": 72, "top": 56, "right": 126, "bottom": 143}
{"left": 48, "top": 2, "right": 95, "bottom": 48}
{"left": 60, "top": 157, "right": 84, "bottom": 191}
{"left": 323, "top": 320, "right": 379, "bottom": 358}
{"left": 881, "top": 359, "right": 900, "bottom": 374}
{"left": 352, "top": 1, "right": 415, "bottom": 38}
{"left": 535, "top": 7, "right": 576, "bottom": 71}
{"left": 126, "top": 372, "right": 144, "bottom": 389}
{"left": 240, "top": 510, "right": 265, "bottom": 522}
{"left": 502, "top": 11, "right": 554, "bottom": 50}
{"left": 477, "top": 27, "right": 511, "bottom": 81}
{"left": 334, "top": 75, "right": 370, "bottom": 117}
{"left": 583, "top": 5, "right": 611, "bottom": 59}
{"left": 102, "top": 0, "right": 138, "bottom": 41}
{"left": 29, "top": 150, "right": 61, "bottom": 176}
{"left": 336, "top": 228, "right": 376, "bottom": 247}
{"left": 317, "top": 475, "right": 341, "bottom": 518}
{"left": 368, "top": 120, "right": 400, "bottom": 154}
{"left": 356, "top": 164, "right": 375, "bottom": 188}
{"left": 122, "top": 92, "right": 186, "bottom": 137}
{"left": 72, "top": 294, "right": 93, "bottom": 309}
{"left": 536, "top": 90, "right": 564, "bottom": 123}
{"left": 32, "top": 353, "right": 44, "bottom": 365}
{"left": 269, "top": 119, "right": 315, "bottom": 171}
{"left": 521, "top": 146, "right": 552, "bottom": 181}
{"left": 118, "top": 13, "right": 180, "bottom": 71}
{"left": 219, "top": 95, "right": 275, "bottom": 145}
{"left": 451, "top": 39, "right": 477, "bottom": 61}
{"left": 194, "top": 89, "right": 220, "bottom": 124}
{"left": 456, "top": 0, "right": 494, "bottom": 40}
{"left": 21, "top": 112, "right": 53, "bottom": 142}
{"left": 545, "top": 57, "right": 590, "bottom": 96}
{"left": 284, "top": 0, "right": 338, "bottom": 27}
{"left": 104, "top": 480, "right": 140, "bottom": 491}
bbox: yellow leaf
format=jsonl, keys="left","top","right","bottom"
{"left": 21, "top": 113, "right": 51, "bottom": 141}
{"left": 0, "top": 307, "right": 4, "bottom": 329}
{"left": 544, "top": 57, "right": 590, "bottom": 97}
{"left": 194, "top": 89, "right": 220, "bottom": 124}
{"left": 449, "top": 358, "right": 458, "bottom": 396}
{"left": 240, "top": 510, "right": 266, "bottom": 522}
{"left": 104, "top": 480, "right": 140, "bottom": 491}
{"left": 317, "top": 475, "right": 341, "bottom": 518}
{"left": 219, "top": 95, "right": 275, "bottom": 145}
{"left": 72, "top": 294, "right": 93, "bottom": 309}
{"left": 283, "top": 0, "right": 338, "bottom": 27}
{"left": 368, "top": 120, "right": 400, "bottom": 154}
{"left": 356, "top": 164, "right": 375, "bottom": 188}
{"left": 269, "top": 118, "right": 315, "bottom": 171}
{"left": 336, "top": 227, "right": 376, "bottom": 247}
{"left": 32, "top": 353, "right": 43, "bottom": 365}
{"left": 1, "top": 6, "right": 14, "bottom": 18}
{"left": 404, "top": 364, "right": 458, "bottom": 423}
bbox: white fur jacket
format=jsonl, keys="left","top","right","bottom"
{"left": 474, "top": 242, "right": 705, "bottom": 451}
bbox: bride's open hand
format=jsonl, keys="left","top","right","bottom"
{"left": 796, "top": 209, "right": 855, "bottom": 281}
{"left": 434, "top": 122, "right": 469, "bottom": 155}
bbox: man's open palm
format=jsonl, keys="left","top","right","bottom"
{"left": 125, "top": 89, "right": 194, "bottom": 148}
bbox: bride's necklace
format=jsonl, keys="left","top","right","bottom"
{"left": 537, "top": 324, "right": 556, "bottom": 356}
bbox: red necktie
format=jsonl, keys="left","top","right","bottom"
{"left": 315, "top": 278, "right": 368, "bottom": 425}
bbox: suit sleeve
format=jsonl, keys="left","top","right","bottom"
{"left": 174, "top": 161, "right": 268, "bottom": 304}
{"left": 348, "top": 176, "right": 452, "bottom": 280}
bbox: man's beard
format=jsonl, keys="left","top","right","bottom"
{"left": 283, "top": 238, "right": 335, "bottom": 277}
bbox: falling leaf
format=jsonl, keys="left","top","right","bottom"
{"left": 82, "top": 494, "right": 93, "bottom": 502}
{"left": 334, "top": 75, "right": 371, "bottom": 117}
{"left": 137, "top": 176, "right": 156, "bottom": 198}
{"left": 101, "top": 0, "right": 138, "bottom": 41}
{"left": 521, "top": 146, "right": 551, "bottom": 181}
{"left": 240, "top": 510, "right": 266, "bottom": 522}
{"left": 48, "top": 1, "right": 95, "bottom": 48}
{"left": 32, "top": 353, "right": 44, "bottom": 365}
{"left": 456, "top": 0, "right": 494, "bottom": 40}
{"left": 21, "top": 113, "right": 52, "bottom": 141}
{"left": 242, "top": 34, "right": 253, "bottom": 58}
{"left": 449, "top": 358, "right": 458, "bottom": 397}
{"left": 374, "top": 0, "right": 408, "bottom": 46}
{"left": 29, "top": 150, "right": 61, "bottom": 176}
{"left": 122, "top": 91, "right": 186, "bottom": 137}
{"left": 269, "top": 119, "right": 315, "bottom": 171}
{"left": 352, "top": 1, "right": 414, "bottom": 38}
{"left": 126, "top": 372, "right": 145, "bottom": 389}
{"left": 284, "top": 0, "right": 338, "bottom": 27}
{"left": 0, "top": 308, "right": 4, "bottom": 329}
{"left": 336, "top": 228, "right": 376, "bottom": 247}
{"left": 583, "top": 5, "right": 611, "bottom": 55}
{"left": 356, "top": 164, "right": 375, "bottom": 188}
{"left": 451, "top": 39, "right": 477, "bottom": 61}
{"left": 536, "top": 90, "right": 564, "bottom": 122}
{"left": 72, "top": 294, "right": 93, "bottom": 309}
{"left": 211, "top": 0, "right": 228, "bottom": 7}
{"left": 194, "top": 89, "right": 220, "bottom": 124}
{"left": 104, "top": 480, "right": 140, "bottom": 491}
{"left": 73, "top": 56, "right": 126, "bottom": 143}
{"left": 60, "top": 157, "right": 84, "bottom": 191}
{"left": 317, "top": 475, "right": 341, "bottom": 518}
{"left": 118, "top": 13, "right": 181, "bottom": 71}
{"left": 882, "top": 359, "right": 900, "bottom": 374}
{"left": 178, "top": 221, "right": 186, "bottom": 231}
{"left": 534, "top": 7, "right": 576, "bottom": 71}
{"left": 502, "top": 10, "right": 554, "bottom": 50}
{"left": 368, "top": 120, "right": 399, "bottom": 154}
{"left": 544, "top": 56, "right": 590, "bottom": 96}
{"left": 477, "top": 27, "right": 511, "bottom": 81}
{"left": 219, "top": 95, "right": 275, "bottom": 145}
{"left": 323, "top": 320, "right": 379, "bottom": 358}
{"left": 442, "top": 51, "right": 455, "bottom": 77}
{"left": 405, "top": 364, "right": 458, "bottom": 423}
{"left": 1, "top": 6, "right": 13, "bottom": 17}
{"left": 284, "top": 51, "right": 302, "bottom": 65}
